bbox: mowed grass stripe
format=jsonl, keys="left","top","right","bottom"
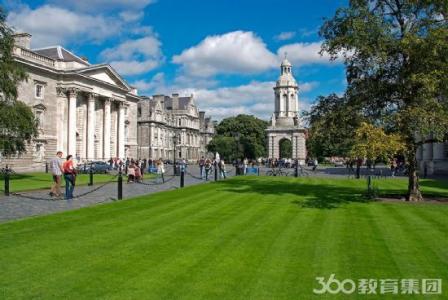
{"left": 95, "top": 192, "right": 280, "bottom": 299}
{"left": 0, "top": 189, "right": 245, "bottom": 298}
{"left": 154, "top": 193, "right": 297, "bottom": 300}
{"left": 370, "top": 204, "right": 445, "bottom": 279}
{"left": 386, "top": 204, "right": 448, "bottom": 269}
{"left": 54, "top": 192, "right": 253, "bottom": 299}
{"left": 0, "top": 176, "right": 447, "bottom": 299}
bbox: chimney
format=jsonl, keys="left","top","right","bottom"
{"left": 199, "top": 111, "right": 205, "bottom": 121}
{"left": 172, "top": 93, "right": 179, "bottom": 110}
{"left": 13, "top": 33, "right": 32, "bottom": 49}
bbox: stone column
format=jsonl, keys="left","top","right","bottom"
{"left": 103, "top": 98, "right": 111, "bottom": 159}
{"left": 67, "top": 88, "right": 78, "bottom": 156}
{"left": 433, "top": 143, "right": 445, "bottom": 160}
{"left": 118, "top": 102, "right": 125, "bottom": 159}
{"left": 87, "top": 93, "right": 97, "bottom": 160}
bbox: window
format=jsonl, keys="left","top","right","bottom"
{"left": 34, "top": 109, "right": 45, "bottom": 129}
{"left": 35, "top": 84, "right": 44, "bottom": 99}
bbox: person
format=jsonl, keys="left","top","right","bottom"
{"left": 312, "top": 158, "right": 318, "bottom": 171}
{"left": 205, "top": 158, "right": 212, "bottom": 181}
{"left": 390, "top": 158, "right": 397, "bottom": 177}
{"left": 127, "top": 161, "right": 135, "bottom": 183}
{"left": 156, "top": 159, "right": 165, "bottom": 183}
{"left": 49, "top": 151, "right": 64, "bottom": 198}
{"left": 62, "top": 155, "right": 77, "bottom": 200}
{"left": 199, "top": 156, "right": 205, "bottom": 179}
{"left": 219, "top": 159, "right": 227, "bottom": 179}
{"left": 243, "top": 158, "right": 248, "bottom": 175}
{"left": 134, "top": 163, "right": 142, "bottom": 182}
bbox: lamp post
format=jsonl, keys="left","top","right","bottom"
{"left": 172, "top": 132, "right": 178, "bottom": 175}
{"left": 232, "top": 132, "right": 241, "bottom": 175}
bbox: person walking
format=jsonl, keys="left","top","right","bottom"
{"left": 49, "top": 151, "right": 64, "bottom": 198}
{"left": 199, "top": 156, "right": 205, "bottom": 179}
{"left": 219, "top": 159, "right": 227, "bottom": 179}
{"left": 62, "top": 155, "right": 77, "bottom": 200}
{"left": 205, "top": 158, "right": 212, "bottom": 181}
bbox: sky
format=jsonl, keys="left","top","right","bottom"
{"left": 4, "top": 0, "right": 348, "bottom": 120}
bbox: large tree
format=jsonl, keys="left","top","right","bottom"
{"left": 321, "top": 0, "right": 448, "bottom": 201}
{"left": 0, "top": 6, "right": 37, "bottom": 156}
{"left": 207, "top": 114, "right": 268, "bottom": 160}
{"left": 305, "top": 94, "right": 364, "bottom": 159}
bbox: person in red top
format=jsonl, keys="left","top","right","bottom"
{"left": 62, "top": 155, "right": 77, "bottom": 200}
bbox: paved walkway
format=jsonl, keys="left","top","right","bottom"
{"left": 0, "top": 165, "right": 411, "bottom": 223}
{"left": 0, "top": 168, "right": 232, "bottom": 223}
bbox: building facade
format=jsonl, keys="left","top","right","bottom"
{"left": 417, "top": 136, "right": 448, "bottom": 176}
{"left": 137, "top": 94, "right": 215, "bottom": 161}
{"left": 266, "top": 59, "right": 307, "bottom": 161}
{"left": 3, "top": 33, "right": 140, "bottom": 170}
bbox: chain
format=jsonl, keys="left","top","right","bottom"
{"left": 10, "top": 174, "right": 119, "bottom": 201}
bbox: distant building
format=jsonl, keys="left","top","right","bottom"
{"left": 266, "top": 58, "right": 307, "bottom": 161}
{"left": 5, "top": 33, "right": 140, "bottom": 170}
{"left": 137, "top": 94, "right": 214, "bottom": 161}
{"left": 417, "top": 136, "right": 448, "bottom": 176}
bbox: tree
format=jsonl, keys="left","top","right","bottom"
{"left": 305, "top": 94, "right": 364, "bottom": 159}
{"left": 0, "top": 6, "right": 37, "bottom": 156}
{"left": 321, "top": 0, "right": 448, "bottom": 201}
{"left": 207, "top": 114, "right": 268, "bottom": 160}
{"left": 350, "top": 122, "right": 405, "bottom": 162}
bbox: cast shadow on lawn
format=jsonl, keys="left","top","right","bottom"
{"left": 216, "top": 178, "right": 369, "bottom": 209}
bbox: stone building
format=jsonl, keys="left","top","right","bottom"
{"left": 3, "top": 33, "right": 140, "bottom": 170}
{"left": 266, "top": 58, "right": 307, "bottom": 161}
{"left": 417, "top": 136, "right": 448, "bottom": 176}
{"left": 137, "top": 94, "right": 214, "bottom": 161}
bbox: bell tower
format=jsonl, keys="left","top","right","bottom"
{"left": 266, "top": 57, "right": 306, "bottom": 161}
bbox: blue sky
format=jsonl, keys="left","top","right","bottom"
{"left": 5, "top": 0, "right": 348, "bottom": 120}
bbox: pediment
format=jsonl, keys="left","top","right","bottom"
{"left": 76, "top": 65, "right": 131, "bottom": 90}
{"left": 33, "top": 103, "right": 47, "bottom": 111}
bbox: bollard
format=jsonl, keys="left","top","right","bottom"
{"left": 118, "top": 167, "right": 123, "bottom": 200}
{"left": 214, "top": 162, "right": 218, "bottom": 181}
{"left": 88, "top": 163, "right": 94, "bottom": 186}
{"left": 180, "top": 168, "right": 185, "bottom": 188}
{"left": 4, "top": 165, "right": 10, "bottom": 196}
{"left": 295, "top": 160, "right": 298, "bottom": 178}
{"left": 367, "top": 175, "right": 372, "bottom": 194}
{"left": 45, "top": 162, "right": 49, "bottom": 173}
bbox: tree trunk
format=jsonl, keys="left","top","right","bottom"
{"left": 406, "top": 150, "right": 423, "bottom": 202}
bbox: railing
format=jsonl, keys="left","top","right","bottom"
{"left": 14, "top": 47, "right": 56, "bottom": 68}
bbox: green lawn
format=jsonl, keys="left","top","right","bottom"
{"left": 0, "top": 177, "right": 447, "bottom": 299}
{"left": 0, "top": 172, "right": 118, "bottom": 192}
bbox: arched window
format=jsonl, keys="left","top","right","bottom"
{"left": 283, "top": 94, "right": 288, "bottom": 112}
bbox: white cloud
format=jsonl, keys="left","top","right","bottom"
{"left": 171, "top": 80, "right": 318, "bottom": 120}
{"left": 132, "top": 72, "right": 165, "bottom": 92}
{"left": 119, "top": 11, "right": 144, "bottom": 22}
{"left": 277, "top": 42, "right": 343, "bottom": 66}
{"left": 7, "top": 5, "right": 120, "bottom": 48}
{"left": 275, "top": 31, "right": 296, "bottom": 41}
{"left": 172, "top": 31, "right": 278, "bottom": 77}
{"left": 47, "top": 0, "right": 156, "bottom": 12}
{"left": 100, "top": 36, "right": 164, "bottom": 76}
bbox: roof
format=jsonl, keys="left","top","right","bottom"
{"left": 33, "top": 46, "right": 89, "bottom": 66}
{"left": 281, "top": 58, "right": 292, "bottom": 67}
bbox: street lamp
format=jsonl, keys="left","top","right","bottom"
{"left": 172, "top": 132, "right": 179, "bottom": 175}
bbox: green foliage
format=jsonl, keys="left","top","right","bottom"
{"left": 305, "top": 94, "right": 364, "bottom": 158}
{"left": 350, "top": 122, "right": 405, "bottom": 162}
{"left": 0, "top": 7, "right": 27, "bottom": 103}
{"left": 0, "top": 6, "right": 37, "bottom": 156}
{"left": 207, "top": 114, "right": 268, "bottom": 160}
{"left": 320, "top": 0, "right": 448, "bottom": 200}
{"left": 279, "top": 138, "right": 292, "bottom": 158}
